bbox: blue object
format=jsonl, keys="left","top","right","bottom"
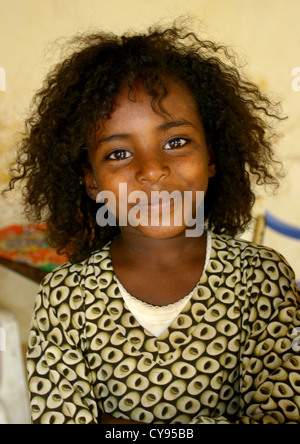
{"left": 265, "top": 211, "right": 300, "bottom": 290}
{"left": 265, "top": 211, "right": 300, "bottom": 240}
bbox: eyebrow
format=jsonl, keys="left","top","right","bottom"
{"left": 97, "top": 119, "right": 197, "bottom": 146}
{"left": 97, "top": 133, "right": 130, "bottom": 145}
{"left": 159, "top": 119, "right": 197, "bottom": 131}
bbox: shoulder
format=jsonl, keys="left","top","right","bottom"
{"left": 212, "top": 231, "right": 292, "bottom": 264}
{"left": 37, "top": 242, "right": 114, "bottom": 306}
{"left": 211, "top": 232, "right": 299, "bottom": 310}
{"left": 30, "top": 243, "right": 116, "bottom": 346}
{"left": 211, "top": 231, "right": 297, "bottom": 286}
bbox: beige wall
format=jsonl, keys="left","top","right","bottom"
{"left": 0, "top": 0, "right": 300, "bottom": 344}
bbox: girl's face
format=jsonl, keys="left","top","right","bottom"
{"left": 85, "top": 79, "right": 216, "bottom": 240}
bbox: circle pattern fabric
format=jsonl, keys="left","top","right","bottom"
{"left": 27, "top": 233, "right": 300, "bottom": 424}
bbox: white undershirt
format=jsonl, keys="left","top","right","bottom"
{"left": 116, "top": 232, "right": 212, "bottom": 337}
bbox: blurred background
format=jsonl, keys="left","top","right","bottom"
{"left": 0, "top": 0, "right": 300, "bottom": 423}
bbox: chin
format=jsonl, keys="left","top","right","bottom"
{"left": 134, "top": 224, "right": 188, "bottom": 240}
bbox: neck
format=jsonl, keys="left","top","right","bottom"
{"left": 111, "top": 228, "right": 207, "bottom": 269}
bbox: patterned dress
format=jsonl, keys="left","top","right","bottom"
{"left": 27, "top": 233, "right": 300, "bottom": 424}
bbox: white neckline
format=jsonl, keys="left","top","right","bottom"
{"left": 115, "top": 232, "right": 212, "bottom": 333}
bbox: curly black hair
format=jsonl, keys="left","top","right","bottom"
{"left": 7, "top": 21, "right": 284, "bottom": 263}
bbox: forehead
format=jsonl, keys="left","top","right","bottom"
{"left": 103, "top": 79, "right": 201, "bottom": 128}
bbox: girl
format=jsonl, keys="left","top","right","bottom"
{"left": 8, "top": 23, "right": 300, "bottom": 424}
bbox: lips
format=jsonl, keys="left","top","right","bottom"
{"left": 135, "top": 190, "right": 183, "bottom": 213}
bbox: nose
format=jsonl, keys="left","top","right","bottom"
{"left": 135, "top": 154, "right": 170, "bottom": 185}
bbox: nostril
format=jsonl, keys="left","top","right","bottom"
{"left": 136, "top": 162, "right": 170, "bottom": 184}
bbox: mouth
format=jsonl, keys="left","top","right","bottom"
{"left": 135, "top": 191, "right": 183, "bottom": 214}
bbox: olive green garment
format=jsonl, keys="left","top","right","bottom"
{"left": 27, "top": 232, "right": 300, "bottom": 424}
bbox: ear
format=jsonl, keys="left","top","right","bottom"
{"left": 83, "top": 168, "right": 99, "bottom": 200}
{"left": 207, "top": 145, "right": 217, "bottom": 178}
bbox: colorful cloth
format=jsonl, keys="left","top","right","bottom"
{"left": 0, "top": 225, "right": 67, "bottom": 272}
{"left": 27, "top": 232, "right": 300, "bottom": 424}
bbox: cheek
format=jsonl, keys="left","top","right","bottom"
{"left": 96, "top": 167, "right": 124, "bottom": 193}
{"left": 177, "top": 162, "right": 210, "bottom": 192}
{"left": 96, "top": 171, "right": 132, "bottom": 219}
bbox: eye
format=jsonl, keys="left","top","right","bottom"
{"left": 106, "top": 149, "right": 132, "bottom": 161}
{"left": 164, "top": 138, "right": 189, "bottom": 150}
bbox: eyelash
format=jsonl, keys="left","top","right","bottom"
{"left": 164, "top": 137, "right": 190, "bottom": 150}
{"left": 106, "top": 137, "right": 190, "bottom": 161}
{"left": 106, "top": 150, "right": 132, "bottom": 161}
